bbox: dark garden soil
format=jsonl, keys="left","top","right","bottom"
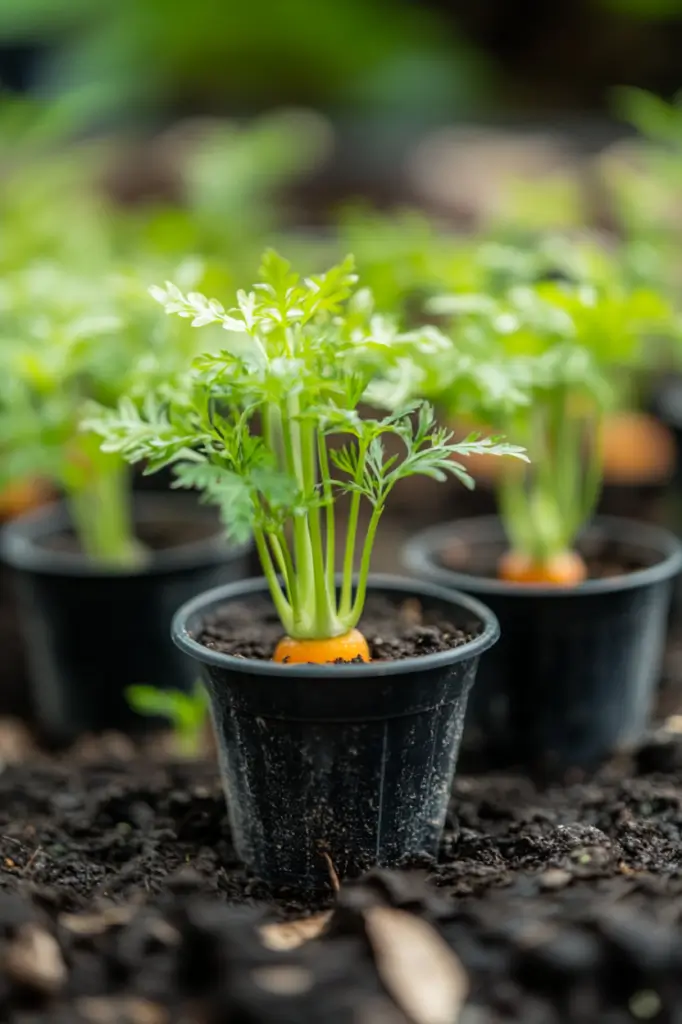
{"left": 200, "top": 593, "right": 478, "bottom": 661}
{"left": 2, "top": 741, "right": 682, "bottom": 1021}
{"left": 3, "top": 508, "right": 682, "bottom": 1021}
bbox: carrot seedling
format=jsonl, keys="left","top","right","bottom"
{"left": 0, "top": 258, "right": 226, "bottom": 567}
{"left": 89, "top": 250, "right": 528, "bottom": 662}
{"left": 430, "top": 245, "right": 672, "bottom": 586}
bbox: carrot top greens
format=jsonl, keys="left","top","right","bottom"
{"left": 89, "top": 250, "right": 528, "bottom": 639}
{"left": 428, "top": 241, "right": 672, "bottom": 565}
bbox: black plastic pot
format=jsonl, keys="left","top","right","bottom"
{"left": 403, "top": 516, "right": 682, "bottom": 775}
{"left": 172, "top": 575, "right": 499, "bottom": 889}
{"left": 0, "top": 495, "right": 251, "bottom": 743}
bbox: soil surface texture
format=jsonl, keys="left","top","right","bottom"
{"left": 200, "top": 593, "right": 479, "bottom": 661}
{"left": 440, "top": 531, "right": 656, "bottom": 581}
{"left": 45, "top": 517, "right": 220, "bottom": 558}
{"left": 2, "top": 748, "right": 682, "bottom": 1021}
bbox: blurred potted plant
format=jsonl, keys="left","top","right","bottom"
{"left": 88, "top": 249, "right": 526, "bottom": 888}
{"left": 0, "top": 97, "right": 338, "bottom": 737}
{"left": 603, "top": 89, "right": 682, "bottom": 490}
{"left": 339, "top": 213, "right": 676, "bottom": 520}
{"left": 0, "top": 97, "right": 111, "bottom": 517}
{"left": 0, "top": 261, "right": 250, "bottom": 743}
{"left": 603, "top": 88, "right": 682, "bottom": 253}
{"left": 114, "top": 108, "right": 334, "bottom": 265}
{"left": 404, "top": 262, "right": 682, "bottom": 774}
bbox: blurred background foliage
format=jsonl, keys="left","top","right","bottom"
{"left": 1, "top": 0, "right": 682, "bottom": 546}
{"left": 1, "top": 0, "right": 682, "bottom": 351}
{"left": 0, "top": 0, "right": 490, "bottom": 125}
{"left": 1, "top": 0, "right": 682, "bottom": 360}
{"left": 4, "top": 0, "right": 682, "bottom": 128}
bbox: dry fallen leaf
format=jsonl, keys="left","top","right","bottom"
{"left": 664, "top": 714, "right": 682, "bottom": 735}
{"left": 76, "top": 996, "right": 167, "bottom": 1024}
{"left": 4, "top": 923, "right": 66, "bottom": 995}
{"left": 364, "top": 906, "right": 468, "bottom": 1024}
{"left": 251, "top": 965, "right": 314, "bottom": 995}
{"left": 0, "top": 718, "right": 37, "bottom": 765}
{"left": 619, "top": 863, "right": 638, "bottom": 876}
{"left": 259, "top": 911, "right": 332, "bottom": 951}
{"left": 59, "top": 906, "right": 136, "bottom": 936}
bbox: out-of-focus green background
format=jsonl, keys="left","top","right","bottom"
{"left": 2, "top": 0, "right": 682, "bottom": 223}
{"left": 3, "top": 0, "right": 682, "bottom": 119}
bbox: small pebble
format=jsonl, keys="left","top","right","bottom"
{"left": 5, "top": 923, "right": 66, "bottom": 995}
{"left": 251, "top": 965, "right": 313, "bottom": 995}
{"left": 629, "top": 990, "right": 662, "bottom": 1020}
{"left": 52, "top": 792, "right": 82, "bottom": 812}
{"left": 538, "top": 869, "right": 572, "bottom": 891}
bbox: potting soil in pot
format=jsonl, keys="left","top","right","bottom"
{"left": 3, "top": 747, "right": 682, "bottom": 1020}
{"left": 439, "top": 530, "right": 655, "bottom": 581}
{"left": 200, "top": 593, "right": 479, "bottom": 661}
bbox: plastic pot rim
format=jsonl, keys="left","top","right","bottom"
{"left": 171, "top": 572, "right": 500, "bottom": 679}
{"left": 0, "top": 493, "right": 250, "bottom": 579}
{"left": 403, "top": 514, "right": 682, "bottom": 598}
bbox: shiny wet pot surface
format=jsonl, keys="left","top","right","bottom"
{"left": 403, "top": 516, "right": 682, "bottom": 775}
{"left": 172, "top": 575, "right": 499, "bottom": 890}
{"left": 0, "top": 495, "right": 251, "bottom": 743}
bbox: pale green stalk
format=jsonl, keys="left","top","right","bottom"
{"left": 317, "top": 431, "right": 336, "bottom": 600}
{"left": 67, "top": 459, "right": 142, "bottom": 568}
{"left": 497, "top": 388, "right": 602, "bottom": 562}
{"left": 256, "top": 403, "right": 382, "bottom": 640}
{"left": 339, "top": 440, "right": 368, "bottom": 618}
{"left": 253, "top": 526, "right": 294, "bottom": 633}
{"left": 349, "top": 503, "right": 384, "bottom": 624}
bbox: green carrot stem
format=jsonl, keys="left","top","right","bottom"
{"left": 253, "top": 526, "right": 294, "bottom": 633}
{"left": 67, "top": 459, "right": 141, "bottom": 568}
{"left": 340, "top": 442, "right": 367, "bottom": 617}
{"left": 349, "top": 503, "right": 383, "bottom": 626}
{"left": 316, "top": 431, "right": 336, "bottom": 604}
{"left": 302, "top": 420, "right": 338, "bottom": 636}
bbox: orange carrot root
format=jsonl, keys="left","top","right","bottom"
{"left": 498, "top": 549, "right": 588, "bottom": 587}
{"left": 273, "top": 628, "right": 371, "bottom": 665}
{"left": 0, "top": 479, "right": 52, "bottom": 520}
{"left": 600, "top": 411, "right": 675, "bottom": 485}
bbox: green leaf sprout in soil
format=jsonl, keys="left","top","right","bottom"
{"left": 89, "top": 249, "right": 528, "bottom": 662}
{"left": 126, "top": 682, "right": 208, "bottom": 758}
{"left": 427, "top": 241, "right": 672, "bottom": 585}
